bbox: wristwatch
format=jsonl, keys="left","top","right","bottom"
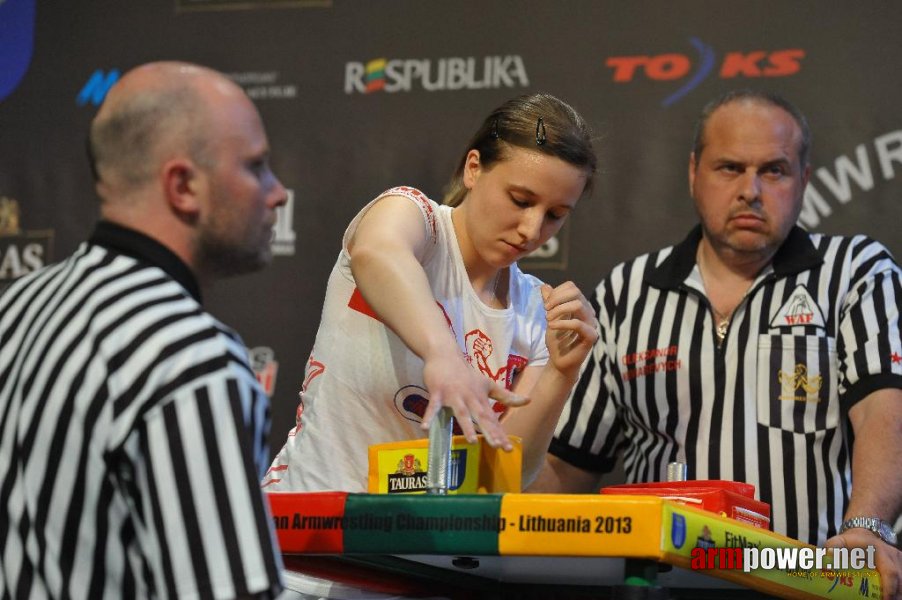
{"left": 839, "top": 517, "right": 898, "bottom": 545}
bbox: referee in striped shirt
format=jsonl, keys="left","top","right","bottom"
{"left": 533, "top": 90, "right": 902, "bottom": 597}
{"left": 0, "top": 62, "right": 287, "bottom": 598}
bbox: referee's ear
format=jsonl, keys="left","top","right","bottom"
{"left": 162, "top": 158, "right": 203, "bottom": 222}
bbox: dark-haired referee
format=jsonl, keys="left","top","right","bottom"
{"left": 533, "top": 90, "right": 902, "bottom": 599}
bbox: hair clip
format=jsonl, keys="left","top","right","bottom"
{"left": 535, "top": 117, "right": 547, "bottom": 145}
{"left": 489, "top": 118, "right": 500, "bottom": 140}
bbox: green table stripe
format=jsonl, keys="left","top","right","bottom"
{"left": 344, "top": 494, "right": 502, "bottom": 554}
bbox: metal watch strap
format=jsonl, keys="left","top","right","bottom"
{"left": 839, "top": 516, "right": 898, "bottom": 545}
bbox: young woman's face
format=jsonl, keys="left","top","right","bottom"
{"left": 456, "top": 146, "right": 588, "bottom": 270}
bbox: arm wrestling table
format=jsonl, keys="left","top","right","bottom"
{"left": 268, "top": 491, "right": 882, "bottom": 600}
{"left": 269, "top": 410, "right": 881, "bottom": 600}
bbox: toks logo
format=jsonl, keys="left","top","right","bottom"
{"left": 606, "top": 37, "right": 805, "bottom": 107}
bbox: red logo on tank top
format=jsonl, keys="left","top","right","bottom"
{"left": 289, "top": 355, "right": 325, "bottom": 437}
{"left": 465, "top": 329, "right": 527, "bottom": 391}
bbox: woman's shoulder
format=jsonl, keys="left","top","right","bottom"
{"left": 373, "top": 185, "right": 442, "bottom": 240}
{"left": 375, "top": 186, "right": 438, "bottom": 211}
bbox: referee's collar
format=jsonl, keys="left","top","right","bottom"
{"left": 89, "top": 221, "right": 202, "bottom": 303}
{"left": 645, "top": 224, "right": 823, "bottom": 290}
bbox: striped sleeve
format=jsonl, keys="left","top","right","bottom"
{"left": 836, "top": 236, "right": 902, "bottom": 407}
{"left": 550, "top": 269, "right": 628, "bottom": 473}
{"left": 133, "top": 370, "right": 282, "bottom": 599}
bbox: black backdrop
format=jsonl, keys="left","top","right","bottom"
{"left": 2, "top": 0, "right": 900, "bottom": 463}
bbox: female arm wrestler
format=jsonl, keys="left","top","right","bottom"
{"left": 265, "top": 93, "right": 599, "bottom": 491}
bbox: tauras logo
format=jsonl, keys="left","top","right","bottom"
{"left": 345, "top": 55, "right": 529, "bottom": 94}
{"left": 388, "top": 453, "right": 426, "bottom": 493}
{"left": 387, "top": 473, "right": 428, "bottom": 493}
{"left": 0, "top": 197, "right": 54, "bottom": 282}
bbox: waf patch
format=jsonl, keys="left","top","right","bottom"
{"left": 770, "top": 285, "right": 825, "bottom": 328}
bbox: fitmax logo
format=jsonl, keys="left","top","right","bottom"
{"left": 77, "top": 69, "right": 120, "bottom": 107}
{"left": 606, "top": 38, "right": 805, "bottom": 107}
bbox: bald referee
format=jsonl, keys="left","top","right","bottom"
{"left": 0, "top": 62, "right": 287, "bottom": 598}
{"left": 532, "top": 90, "right": 902, "bottom": 598}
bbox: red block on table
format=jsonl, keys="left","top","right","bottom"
{"left": 267, "top": 492, "right": 348, "bottom": 553}
{"left": 600, "top": 480, "right": 771, "bottom": 529}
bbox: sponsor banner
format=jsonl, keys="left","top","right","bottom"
{"left": 265, "top": 490, "right": 880, "bottom": 598}
{"left": 367, "top": 435, "right": 521, "bottom": 495}
{"left": 249, "top": 346, "right": 279, "bottom": 396}
{"left": 268, "top": 491, "right": 347, "bottom": 554}
{"left": 519, "top": 222, "right": 569, "bottom": 271}
{"left": 227, "top": 71, "right": 298, "bottom": 101}
{"left": 661, "top": 503, "right": 881, "bottom": 599}
{"left": 605, "top": 37, "right": 804, "bottom": 107}
{"left": 345, "top": 55, "right": 528, "bottom": 94}
{"left": 76, "top": 69, "right": 120, "bottom": 107}
{"left": 0, "top": 0, "right": 35, "bottom": 102}
{"left": 799, "top": 129, "right": 902, "bottom": 228}
{"left": 498, "top": 494, "right": 662, "bottom": 557}
{"left": 0, "top": 197, "right": 53, "bottom": 285}
{"left": 176, "top": 0, "right": 331, "bottom": 11}
{"left": 271, "top": 189, "right": 296, "bottom": 256}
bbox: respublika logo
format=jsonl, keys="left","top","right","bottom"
{"left": 77, "top": 69, "right": 121, "bottom": 106}
{"left": 605, "top": 38, "right": 805, "bottom": 107}
{"left": 345, "top": 55, "right": 529, "bottom": 94}
{"left": 0, "top": 0, "right": 36, "bottom": 102}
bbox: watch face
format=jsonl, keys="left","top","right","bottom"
{"left": 878, "top": 523, "right": 898, "bottom": 544}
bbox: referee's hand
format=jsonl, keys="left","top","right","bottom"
{"left": 825, "top": 529, "right": 901, "bottom": 600}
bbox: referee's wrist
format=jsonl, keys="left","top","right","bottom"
{"left": 838, "top": 516, "right": 898, "bottom": 546}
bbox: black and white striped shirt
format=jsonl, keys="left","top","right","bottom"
{"left": 0, "top": 222, "right": 282, "bottom": 599}
{"left": 552, "top": 225, "right": 902, "bottom": 545}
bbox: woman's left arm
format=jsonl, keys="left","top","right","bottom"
{"left": 503, "top": 281, "right": 598, "bottom": 484}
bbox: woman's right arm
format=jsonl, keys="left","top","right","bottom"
{"left": 348, "top": 195, "right": 525, "bottom": 448}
